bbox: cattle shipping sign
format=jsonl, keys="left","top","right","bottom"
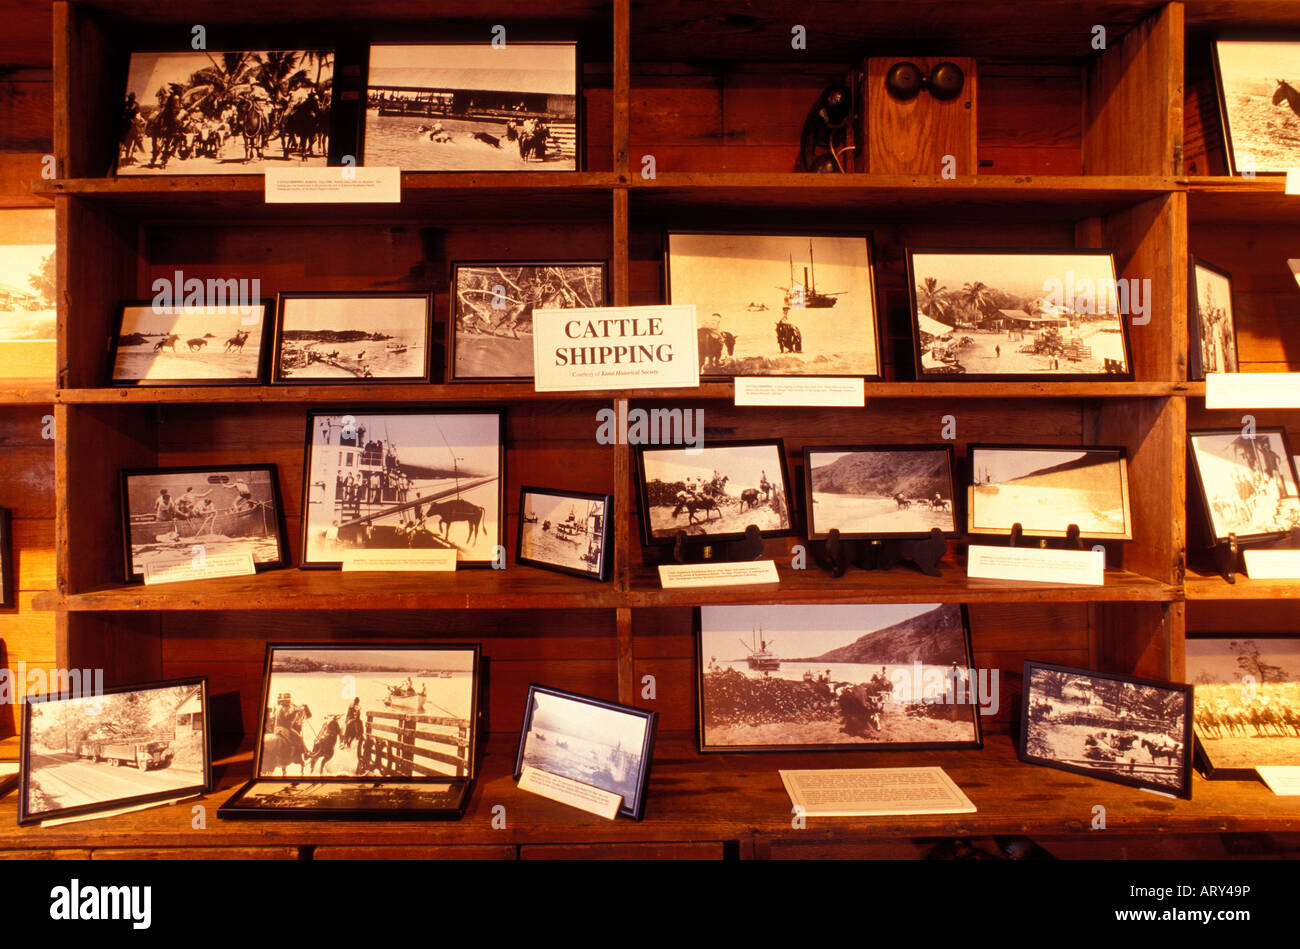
{"left": 532, "top": 304, "right": 700, "bottom": 391}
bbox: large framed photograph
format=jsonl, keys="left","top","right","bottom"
{"left": 0, "top": 508, "right": 13, "bottom": 609}
{"left": 516, "top": 487, "right": 612, "bottom": 581}
{"left": 272, "top": 292, "right": 431, "bottom": 383}
{"left": 907, "top": 249, "right": 1133, "bottom": 380}
{"left": 301, "top": 409, "right": 505, "bottom": 568}
{"left": 1189, "top": 259, "right": 1239, "bottom": 381}
{"left": 698, "top": 603, "right": 983, "bottom": 753}
{"left": 967, "top": 444, "right": 1133, "bottom": 540}
{"left": 450, "top": 261, "right": 606, "bottom": 382}
{"left": 0, "top": 208, "right": 55, "bottom": 381}
{"left": 803, "top": 445, "right": 958, "bottom": 539}
{"left": 116, "top": 49, "right": 335, "bottom": 175}
{"left": 1019, "top": 661, "right": 1193, "bottom": 799}
{"left": 1213, "top": 39, "right": 1300, "bottom": 175}
{"left": 635, "top": 440, "right": 794, "bottom": 546}
{"left": 108, "top": 301, "right": 270, "bottom": 386}
{"left": 664, "top": 232, "right": 881, "bottom": 379}
{"left": 363, "top": 42, "right": 580, "bottom": 172}
{"left": 1188, "top": 637, "right": 1300, "bottom": 779}
{"left": 1188, "top": 428, "right": 1300, "bottom": 543}
{"left": 515, "top": 685, "right": 657, "bottom": 820}
{"left": 19, "top": 678, "right": 210, "bottom": 825}
{"left": 120, "top": 465, "right": 289, "bottom": 582}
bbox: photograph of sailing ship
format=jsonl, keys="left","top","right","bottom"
{"left": 1190, "top": 260, "right": 1239, "bottom": 380}
{"left": 804, "top": 445, "right": 958, "bottom": 539}
{"left": 665, "top": 232, "right": 880, "bottom": 378}
{"left": 698, "top": 604, "right": 982, "bottom": 752}
{"left": 301, "top": 410, "right": 504, "bottom": 567}
{"left": 517, "top": 488, "right": 611, "bottom": 580}
{"left": 110, "top": 302, "right": 269, "bottom": 385}
{"left": 1213, "top": 39, "right": 1300, "bottom": 174}
{"left": 120, "top": 465, "right": 288, "bottom": 580}
{"left": 1189, "top": 429, "right": 1300, "bottom": 542}
{"left": 0, "top": 208, "right": 55, "bottom": 380}
{"left": 272, "top": 292, "right": 430, "bottom": 382}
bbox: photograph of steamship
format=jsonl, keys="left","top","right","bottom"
{"left": 517, "top": 488, "right": 611, "bottom": 581}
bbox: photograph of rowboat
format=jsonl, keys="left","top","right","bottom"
{"left": 517, "top": 488, "right": 610, "bottom": 580}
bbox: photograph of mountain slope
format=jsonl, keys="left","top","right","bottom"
{"left": 804, "top": 445, "right": 957, "bottom": 538}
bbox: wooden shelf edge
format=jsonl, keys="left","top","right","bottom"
{"left": 1185, "top": 573, "right": 1300, "bottom": 600}
{"left": 32, "top": 172, "right": 624, "bottom": 198}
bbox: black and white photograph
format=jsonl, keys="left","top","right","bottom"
{"left": 109, "top": 302, "right": 269, "bottom": 386}
{"left": 1020, "top": 662, "right": 1193, "bottom": 798}
{"left": 116, "top": 49, "right": 334, "bottom": 175}
{"left": 967, "top": 445, "right": 1132, "bottom": 540}
{"left": 1214, "top": 39, "right": 1300, "bottom": 174}
{"left": 0, "top": 208, "right": 55, "bottom": 380}
{"left": 1190, "top": 260, "right": 1239, "bottom": 380}
{"left": 120, "top": 465, "right": 289, "bottom": 581}
{"left": 908, "top": 250, "right": 1132, "bottom": 379}
{"left": 517, "top": 487, "right": 612, "bottom": 581}
{"left": 218, "top": 780, "right": 468, "bottom": 820}
{"left": 451, "top": 261, "right": 606, "bottom": 381}
{"left": 1188, "top": 638, "right": 1300, "bottom": 778}
{"left": 0, "top": 508, "right": 11, "bottom": 609}
{"left": 1189, "top": 429, "right": 1300, "bottom": 542}
{"left": 364, "top": 42, "right": 579, "bottom": 171}
{"left": 301, "top": 410, "right": 505, "bottom": 567}
{"left": 635, "top": 440, "right": 793, "bottom": 543}
{"left": 19, "top": 679, "right": 210, "bottom": 825}
{"left": 698, "top": 604, "right": 982, "bottom": 752}
{"left": 272, "top": 292, "right": 431, "bottom": 383}
{"left": 665, "top": 232, "right": 881, "bottom": 378}
{"left": 515, "top": 685, "right": 656, "bottom": 820}
{"left": 804, "top": 445, "right": 958, "bottom": 539}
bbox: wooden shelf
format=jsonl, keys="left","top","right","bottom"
{"left": 0, "top": 384, "right": 56, "bottom": 405}
{"left": 1186, "top": 176, "right": 1300, "bottom": 222}
{"left": 1185, "top": 569, "right": 1300, "bottom": 600}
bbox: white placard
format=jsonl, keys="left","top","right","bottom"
{"left": 264, "top": 166, "right": 401, "bottom": 203}
{"left": 517, "top": 765, "right": 622, "bottom": 819}
{"left": 531, "top": 304, "right": 700, "bottom": 392}
{"left": 1242, "top": 548, "right": 1300, "bottom": 579}
{"left": 142, "top": 551, "right": 256, "bottom": 585}
{"left": 40, "top": 793, "right": 200, "bottom": 827}
{"left": 1256, "top": 766, "right": 1300, "bottom": 796}
{"left": 1286, "top": 170, "right": 1300, "bottom": 196}
{"left": 734, "top": 376, "right": 865, "bottom": 407}
{"left": 967, "top": 545, "right": 1104, "bottom": 585}
{"left": 1205, "top": 372, "right": 1300, "bottom": 408}
{"left": 658, "top": 560, "right": 780, "bottom": 588}
{"left": 779, "top": 767, "right": 976, "bottom": 817}
{"left": 342, "top": 549, "right": 457, "bottom": 572}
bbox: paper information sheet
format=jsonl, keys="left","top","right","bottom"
{"left": 517, "top": 765, "right": 622, "bottom": 819}
{"left": 658, "top": 560, "right": 780, "bottom": 588}
{"left": 142, "top": 551, "right": 256, "bottom": 585}
{"left": 342, "top": 549, "right": 457, "bottom": 572}
{"left": 532, "top": 304, "right": 700, "bottom": 392}
{"left": 967, "top": 544, "right": 1104, "bottom": 585}
{"left": 1256, "top": 766, "right": 1300, "bottom": 796}
{"left": 734, "top": 376, "right": 865, "bottom": 407}
{"left": 41, "top": 793, "right": 200, "bottom": 827}
{"left": 780, "top": 767, "right": 976, "bottom": 817}
{"left": 1242, "top": 549, "right": 1300, "bottom": 579}
{"left": 265, "top": 167, "right": 401, "bottom": 203}
{"left": 1205, "top": 371, "right": 1300, "bottom": 408}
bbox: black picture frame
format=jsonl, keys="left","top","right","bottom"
{"left": 271, "top": 291, "right": 432, "bottom": 384}
{"left": 1187, "top": 427, "right": 1300, "bottom": 545}
{"left": 19, "top": 677, "right": 212, "bottom": 826}
{"left": 0, "top": 507, "right": 12, "bottom": 609}
{"left": 1188, "top": 258, "right": 1240, "bottom": 382}
{"left": 516, "top": 486, "right": 613, "bottom": 582}
{"left": 1018, "top": 660, "right": 1194, "bottom": 800}
{"left": 514, "top": 684, "right": 658, "bottom": 820}
{"left": 218, "top": 777, "right": 472, "bottom": 821}
{"left": 802, "top": 444, "right": 960, "bottom": 540}
{"left": 106, "top": 299, "right": 272, "bottom": 387}
{"left": 1211, "top": 37, "right": 1300, "bottom": 177}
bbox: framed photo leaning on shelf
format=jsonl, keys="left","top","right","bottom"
{"left": 108, "top": 301, "right": 271, "bottom": 386}
{"left": 516, "top": 487, "right": 612, "bottom": 581}
{"left": 0, "top": 507, "right": 12, "bottom": 608}
{"left": 0, "top": 208, "right": 55, "bottom": 381}
{"left": 1189, "top": 259, "right": 1239, "bottom": 381}
{"left": 1212, "top": 38, "right": 1300, "bottom": 175}
{"left": 1188, "top": 428, "right": 1300, "bottom": 544}
{"left": 802, "top": 444, "right": 959, "bottom": 540}
{"left": 271, "top": 292, "right": 431, "bottom": 384}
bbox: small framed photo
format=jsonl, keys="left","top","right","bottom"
{"left": 635, "top": 439, "right": 794, "bottom": 546}
{"left": 108, "top": 301, "right": 270, "bottom": 386}
{"left": 907, "top": 248, "right": 1133, "bottom": 380}
{"left": 698, "top": 603, "right": 983, "bottom": 753}
{"left": 0, "top": 508, "right": 13, "bottom": 608}
{"left": 1213, "top": 39, "right": 1300, "bottom": 175}
{"left": 967, "top": 444, "right": 1132, "bottom": 540}
{"left": 272, "top": 292, "right": 431, "bottom": 383}
{"left": 19, "top": 678, "right": 211, "bottom": 825}
{"left": 664, "top": 231, "right": 882, "bottom": 379}
{"left": 1019, "top": 661, "right": 1193, "bottom": 799}
{"left": 803, "top": 445, "right": 958, "bottom": 539}
{"left": 517, "top": 487, "right": 612, "bottom": 581}
{"left": 120, "top": 465, "right": 290, "bottom": 583}
{"left": 1188, "top": 428, "right": 1300, "bottom": 543}
{"left": 450, "top": 261, "right": 607, "bottom": 382}
{"left": 515, "top": 685, "right": 657, "bottom": 820}
{"left": 0, "top": 208, "right": 55, "bottom": 381}
{"left": 1189, "top": 259, "right": 1239, "bottom": 380}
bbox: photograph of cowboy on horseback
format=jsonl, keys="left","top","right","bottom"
{"left": 1214, "top": 40, "right": 1300, "bottom": 174}
{"left": 1188, "top": 638, "right": 1300, "bottom": 776}
{"left": 638, "top": 441, "right": 792, "bottom": 540}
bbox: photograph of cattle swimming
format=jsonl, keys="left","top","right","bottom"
{"left": 116, "top": 50, "right": 333, "bottom": 175}
{"left": 1215, "top": 39, "right": 1300, "bottom": 173}
{"left": 1188, "top": 638, "right": 1300, "bottom": 775}
{"left": 274, "top": 293, "right": 429, "bottom": 382}
{"left": 698, "top": 603, "right": 981, "bottom": 751}
{"left": 112, "top": 303, "right": 266, "bottom": 384}
{"left": 1189, "top": 429, "right": 1300, "bottom": 541}
{"left": 364, "top": 43, "right": 578, "bottom": 171}
{"left": 0, "top": 208, "right": 55, "bottom": 380}
{"left": 806, "top": 446, "right": 956, "bottom": 538}
{"left": 639, "top": 442, "right": 792, "bottom": 540}
{"left": 968, "top": 446, "right": 1131, "bottom": 539}
{"left": 666, "top": 232, "right": 880, "bottom": 378}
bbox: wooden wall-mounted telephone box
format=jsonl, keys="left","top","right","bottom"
{"left": 857, "top": 56, "right": 977, "bottom": 175}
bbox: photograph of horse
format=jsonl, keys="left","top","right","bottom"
{"left": 1215, "top": 40, "right": 1300, "bottom": 173}
{"left": 1188, "top": 638, "right": 1300, "bottom": 776}
{"left": 638, "top": 441, "right": 792, "bottom": 541}
{"left": 111, "top": 303, "right": 267, "bottom": 385}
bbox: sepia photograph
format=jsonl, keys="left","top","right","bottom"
{"left": 1020, "top": 662, "right": 1193, "bottom": 798}
{"left": 1214, "top": 39, "right": 1300, "bottom": 174}
{"left": 0, "top": 508, "right": 11, "bottom": 608}
{"left": 967, "top": 445, "right": 1132, "bottom": 540}
{"left": 804, "top": 445, "right": 957, "bottom": 539}
{"left": 301, "top": 410, "right": 504, "bottom": 567}
{"left": 908, "top": 249, "right": 1132, "bottom": 379}
{"left": 698, "top": 603, "right": 982, "bottom": 752}
{"left": 1189, "top": 429, "right": 1300, "bottom": 542}
{"left": 1190, "top": 260, "right": 1239, "bottom": 380}
{"left": 517, "top": 487, "right": 611, "bottom": 581}
{"left": 364, "top": 42, "right": 579, "bottom": 171}
{"left": 0, "top": 208, "right": 55, "bottom": 380}
{"left": 116, "top": 49, "right": 334, "bottom": 175}
{"left": 515, "top": 685, "right": 656, "bottom": 819}
{"left": 19, "top": 679, "right": 210, "bottom": 824}
{"left": 109, "top": 302, "right": 269, "bottom": 386}
{"left": 218, "top": 779, "right": 469, "bottom": 820}
{"left": 273, "top": 292, "right": 430, "bottom": 383}
{"left": 665, "top": 232, "right": 880, "bottom": 378}
{"left": 451, "top": 261, "right": 605, "bottom": 381}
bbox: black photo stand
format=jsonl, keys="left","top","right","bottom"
{"left": 666, "top": 524, "right": 766, "bottom": 565}
{"left": 813, "top": 527, "right": 947, "bottom": 578}
{"left": 1004, "top": 522, "right": 1084, "bottom": 550}
{"left": 1212, "top": 526, "right": 1300, "bottom": 583}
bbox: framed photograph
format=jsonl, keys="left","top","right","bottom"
{"left": 907, "top": 249, "right": 1133, "bottom": 380}
{"left": 108, "top": 301, "right": 270, "bottom": 386}
{"left": 450, "top": 261, "right": 606, "bottom": 382}
{"left": 515, "top": 685, "right": 657, "bottom": 820}
{"left": 218, "top": 779, "right": 471, "bottom": 820}
{"left": 1213, "top": 39, "right": 1300, "bottom": 175}
{"left": 1189, "top": 259, "right": 1239, "bottom": 381}
{"left": 0, "top": 508, "right": 13, "bottom": 609}
{"left": 1019, "top": 661, "right": 1193, "bottom": 799}
{"left": 966, "top": 444, "right": 1133, "bottom": 540}
{"left": 1188, "top": 637, "right": 1300, "bottom": 779}
{"left": 116, "top": 49, "right": 335, "bottom": 175}
{"left": 634, "top": 439, "right": 794, "bottom": 546}
{"left": 0, "top": 208, "right": 55, "bottom": 381}
{"left": 19, "top": 678, "right": 211, "bottom": 825}
{"left": 664, "top": 232, "right": 881, "bottom": 379}
{"left": 363, "top": 42, "right": 580, "bottom": 172}
{"left": 698, "top": 603, "right": 983, "bottom": 753}
{"left": 272, "top": 292, "right": 431, "bottom": 383}
{"left": 516, "top": 487, "right": 612, "bottom": 581}
{"left": 1188, "top": 428, "right": 1300, "bottom": 544}
{"left": 120, "top": 465, "right": 289, "bottom": 582}
{"left": 803, "top": 445, "right": 958, "bottom": 539}
{"left": 300, "top": 409, "right": 505, "bottom": 568}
